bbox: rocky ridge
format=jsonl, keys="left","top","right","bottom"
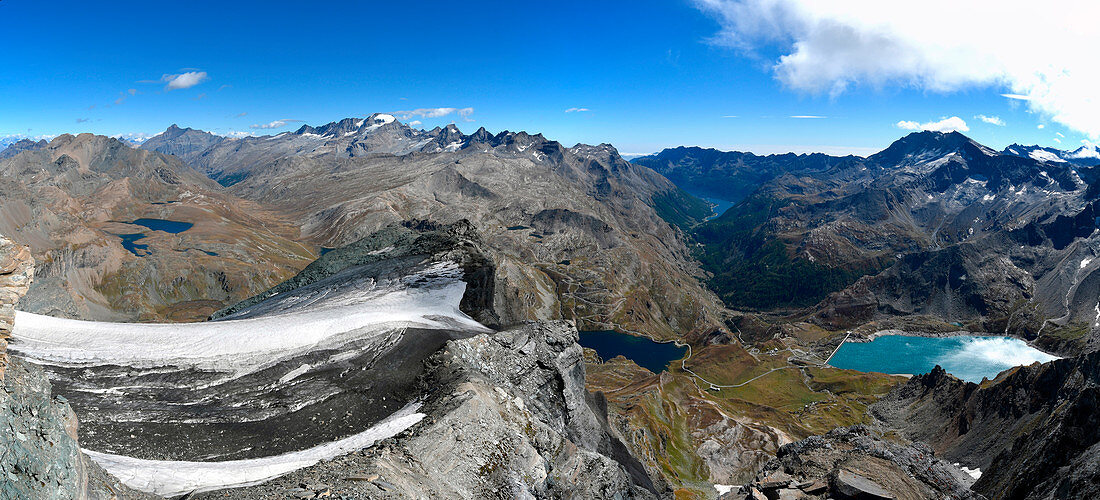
{"left": 872, "top": 354, "right": 1100, "bottom": 500}
{"left": 144, "top": 116, "right": 724, "bottom": 340}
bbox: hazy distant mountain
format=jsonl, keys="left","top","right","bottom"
{"left": 0, "top": 138, "right": 47, "bottom": 159}
{"left": 631, "top": 146, "right": 860, "bottom": 203}
{"left": 139, "top": 124, "right": 226, "bottom": 168}
{"left": 1002, "top": 142, "right": 1100, "bottom": 166}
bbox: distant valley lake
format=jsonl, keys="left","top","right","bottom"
{"left": 114, "top": 218, "right": 194, "bottom": 256}
{"left": 579, "top": 330, "right": 687, "bottom": 373}
{"left": 829, "top": 334, "right": 1058, "bottom": 383}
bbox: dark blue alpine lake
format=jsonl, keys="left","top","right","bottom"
{"left": 114, "top": 219, "right": 194, "bottom": 256}
{"left": 579, "top": 330, "right": 687, "bottom": 374}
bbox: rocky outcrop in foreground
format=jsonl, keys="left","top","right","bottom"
{"left": 728, "top": 426, "right": 981, "bottom": 500}
{"left": 873, "top": 356, "right": 1100, "bottom": 500}
{"left": 1, "top": 235, "right": 149, "bottom": 499}
{"left": 198, "top": 321, "right": 662, "bottom": 499}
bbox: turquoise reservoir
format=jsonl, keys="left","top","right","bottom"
{"left": 829, "top": 334, "right": 1057, "bottom": 383}
{"left": 578, "top": 330, "right": 687, "bottom": 374}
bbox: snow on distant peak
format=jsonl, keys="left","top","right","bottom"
{"left": 1069, "top": 145, "right": 1100, "bottom": 159}
{"left": 1029, "top": 149, "right": 1067, "bottom": 162}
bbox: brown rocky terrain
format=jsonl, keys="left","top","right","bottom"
{"left": 145, "top": 117, "right": 727, "bottom": 340}
{"left": 0, "top": 134, "right": 316, "bottom": 322}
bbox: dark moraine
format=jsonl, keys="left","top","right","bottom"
{"left": 579, "top": 330, "right": 687, "bottom": 373}
{"left": 51, "top": 326, "right": 469, "bottom": 461}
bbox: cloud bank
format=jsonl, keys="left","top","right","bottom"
{"left": 394, "top": 107, "right": 474, "bottom": 122}
{"left": 694, "top": 0, "right": 1100, "bottom": 138}
{"left": 250, "top": 119, "right": 302, "bottom": 130}
{"left": 896, "top": 116, "right": 968, "bottom": 133}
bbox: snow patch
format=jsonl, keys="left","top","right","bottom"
{"left": 1029, "top": 150, "right": 1066, "bottom": 162}
{"left": 277, "top": 363, "right": 312, "bottom": 385}
{"left": 10, "top": 262, "right": 490, "bottom": 379}
{"left": 1081, "top": 257, "right": 1093, "bottom": 269}
{"left": 954, "top": 463, "right": 982, "bottom": 480}
{"left": 85, "top": 402, "right": 426, "bottom": 497}
{"left": 714, "top": 484, "right": 736, "bottom": 495}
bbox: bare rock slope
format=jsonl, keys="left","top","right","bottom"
{"left": 0, "top": 134, "right": 315, "bottom": 322}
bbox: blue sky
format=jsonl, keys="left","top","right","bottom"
{"left": 0, "top": 0, "right": 1092, "bottom": 155}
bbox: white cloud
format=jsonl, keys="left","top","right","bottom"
{"left": 694, "top": 0, "right": 1100, "bottom": 138}
{"left": 223, "top": 131, "right": 255, "bottom": 138}
{"left": 565, "top": 107, "right": 590, "bottom": 113}
{"left": 394, "top": 107, "right": 475, "bottom": 122}
{"left": 975, "top": 114, "right": 1005, "bottom": 126}
{"left": 1057, "top": 132, "right": 1065, "bottom": 137}
{"left": 722, "top": 115, "right": 739, "bottom": 118}
{"left": 250, "top": 119, "right": 302, "bottom": 130}
{"left": 790, "top": 115, "right": 825, "bottom": 119}
{"left": 1054, "top": 138, "right": 1062, "bottom": 143}
{"left": 896, "top": 116, "right": 968, "bottom": 133}
{"left": 1038, "top": 124, "right": 1045, "bottom": 129}
{"left": 408, "top": 120, "right": 422, "bottom": 127}
{"left": 162, "top": 71, "right": 209, "bottom": 91}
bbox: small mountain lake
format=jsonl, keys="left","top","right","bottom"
{"left": 829, "top": 334, "right": 1058, "bottom": 383}
{"left": 579, "top": 330, "right": 687, "bottom": 373}
{"left": 114, "top": 218, "right": 193, "bottom": 256}
{"left": 131, "top": 218, "right": 193, "bottom": 234}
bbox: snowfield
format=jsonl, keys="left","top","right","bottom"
{"left": 10, "top": 261, "right": 489, "bottom": 378}
{"left": 8, "top": 260, "right": 490, "bottom": 495}
{"left": 85, "top": 402, "right": 426, "bottom": 496}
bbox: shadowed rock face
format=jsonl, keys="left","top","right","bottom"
{"left": 0, "top": 133, "right": 315, "bottom": 322}
{"left": 873, "top": 354, "right": 1100, "bottom": 500}
{"left": 212, "top": 219, "right": 499, "bottom": 327}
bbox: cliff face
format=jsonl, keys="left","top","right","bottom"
{"left": 873, "top": 355, "right": 1100, "bottom": 500}
{"left": 0, "top": 235, "right": 33, "bottom": 372}
{"left": 1, "top": 235, "right": 150, "bottom": 499}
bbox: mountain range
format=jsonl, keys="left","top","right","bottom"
{"left": 4, "top": 116, "right": 1100, "bottom": 498}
